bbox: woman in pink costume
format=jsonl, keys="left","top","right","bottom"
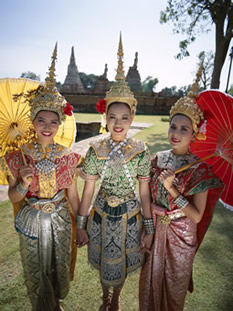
{"left": 139, "top": 69, "right": 224, "bottom": 311}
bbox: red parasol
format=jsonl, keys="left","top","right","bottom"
{"left": 190, "top": 90, "right": 233, "bottom": 208}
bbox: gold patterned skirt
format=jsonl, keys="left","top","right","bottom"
{"left": 15, "top": 190, "right": 72, "bottom": 311}
{"left": 87, "top": 190, "right": 143, "bottom": 287}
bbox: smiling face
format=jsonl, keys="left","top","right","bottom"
{"left": 33, "top": 110, "right": 59, "bottom": 146}
{"left": 106, "top": 102, "right": 133, "bottom": 142}
{"left": 168, "top": 114, "right": 196, "bottom": 155}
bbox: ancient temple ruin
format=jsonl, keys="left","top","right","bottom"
{"left": 61, "top": 46, "right": 85, "bottom": 93}
{"left": 94, "top": 64, "right": 110, "bottom": 94}
{"left": 126, "top": 52, "right": 142, "bottom": 94}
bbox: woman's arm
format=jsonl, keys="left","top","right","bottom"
{"left": 67, "top": 180, "right": 80, "bottom": 217}
{"left": 8, "top": 164, "right": 33, "bottom": 203}
{"left": 78, "top": 179, "right": 96, "bottom": 216}
{"left": 139, "top": 181, "right": 152, "bottom": 219}
{"left": 76, "top": 179, "right": 96, "bottom": 247}
{"left": 139, "top": 181, "right": 153, "bottom": 252}
{"left": 160, "top": 167, "right": 208, "bottom": 223}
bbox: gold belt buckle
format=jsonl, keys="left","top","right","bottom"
{"left": 107, "top": 196, "right": 121, "bottom": 207}
{"left": 159, "top": 215, "right": 171, "bottom": 225}
{"left": 41, "top": 202, "right": 56, "bottom": 214}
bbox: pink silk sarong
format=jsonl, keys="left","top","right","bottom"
{"left": 139, "top": 203, "right": 197, "bottom": 311}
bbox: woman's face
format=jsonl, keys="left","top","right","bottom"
{"left": 106, "top": 103, "right": 132, "bottom": 142}
{"left": 33, "top": 111, "right": 59, "bottom": 145}
{"left": 168, "top": 114, "right": 195, "bottom": 155}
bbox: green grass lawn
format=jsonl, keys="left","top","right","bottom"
{"left": 0, "top": 113, "right": 232, "bottom": 310}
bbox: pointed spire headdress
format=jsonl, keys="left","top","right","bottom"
{"left": 104, "top": 33, "right": 137, "bottom": 116}
{"left": 169, "top": 64, "right": 205, "bottom": 134}
{"left": 14, "top": 43, "right": 73, "bottom": 124}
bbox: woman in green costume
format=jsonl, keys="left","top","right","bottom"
{"left": 77, "top": 36, "right": 154, "bottom": 311}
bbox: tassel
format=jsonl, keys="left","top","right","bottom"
{"left": 196, "top": 120, "right": 207, "bottom": 140}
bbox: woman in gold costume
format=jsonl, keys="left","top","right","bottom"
{"left": 76, "top": 36, "right": 153, "bottom": 311}
{"left": 1, "top": 46, "right": 82, "bottom": 311}
{"left": 139, "top": 68, "right": 224, "bottom": 311}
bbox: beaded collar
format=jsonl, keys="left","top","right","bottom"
{"left": 156, "top": 149, "right": 200, "bottom": 171}
{"left": 34, "top": 142, "right": 57, "bottom": 177}
{"left": 90, "top": 136, "right": 139, "bottom": 207}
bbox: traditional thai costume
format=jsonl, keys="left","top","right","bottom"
{"left": 139, "top": 66, "right": 225, "bottom": 311}
{"left": 3, "top": 142, "right": 82, "bottom": 310}
{"left": 139, "top": 150, "right": 224, "bottom": 311}
{"left": 0, "top": 44, "right": 83, "bottom": 311}
{"left": 80, "top": 136, "right": 151, "bottom": 287}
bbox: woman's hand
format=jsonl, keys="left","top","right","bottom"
{"left": 140, "top": 231, "right": 154, "bottom": 254}
{"left": 76, "top": 228, "right": 89, "bottom": 248}
{"left": 19, "top": 164, "right": 33, "bottom": 187}
{"left": 159, "top": 167, "right": 175, "bottom": 191}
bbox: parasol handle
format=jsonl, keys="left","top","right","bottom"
{"left": 21, "top": 149, "right": 33, "bottom": 182}
{"left": 174, "top": 152, "right": 219, "bottom": 174}
{"left": 21, "top": 149, "right": 27, "bottom": 165}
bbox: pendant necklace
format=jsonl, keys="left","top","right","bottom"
{"left": 35, "top": 142, "right": 57, "bottom": 178}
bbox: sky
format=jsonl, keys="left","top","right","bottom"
{"left": 0, "top": 0, "right": 232, "bottom": 92}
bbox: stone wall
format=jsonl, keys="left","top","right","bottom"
{"left": 76, "top": 121, "right": 100, "bottom": 141}
{"left": 62, "top": 93, "right": 179, "bottom": 115}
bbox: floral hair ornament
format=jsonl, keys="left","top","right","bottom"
{"left": 170, "top": 63, "right": 205, "bottom": 139}
{"left": 13, "top": 43, "right": 72, "bottom": 124}
{"left": 64, "top": 102, "right": 73, "bottom": 116}
{"left": 96, "top": 99, "right": 107, "bottom": 133}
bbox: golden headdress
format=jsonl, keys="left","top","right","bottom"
{"left": 15, "top": 43, "right": 73, "bottom": 124}
{"left": 104, "top": 33, "right": 137, "bottom": 116}
{"left": 170, "top": 64, "right": 204, "bottom": 134}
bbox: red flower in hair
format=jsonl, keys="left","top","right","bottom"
{"left": 64, "top": 102, "right": 73, "bottom": 116}
{"left": 96, "top": 99, "right": 106, "bottom": 114}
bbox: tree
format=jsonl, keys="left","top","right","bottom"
{"left": 197, "top": 50, "right": 214, "bottom": 89}
{"left": 142, "top": 76, "right": 159, "bottom": 92}
{"left": 79, "top": 72, "right": 98, "bottom": 90}
{"left": 20, "top": 71, "right": 40, "bottom": 81}
{"left": 160, "top": 0, "right": 233, "bottom": 89}
{"left": 227, "top": 83, "right": 233, "bottom": 95}
{"left": 160, "top": 85, "right": 190, "bottom": 96}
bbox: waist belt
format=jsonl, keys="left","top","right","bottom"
{"left": 24, "top": 190, "right": 65, "bottom": 214}
{"left": 100, "top": 190, "right": 135, "bottom": 208}
{"left": 151, "top": 203, "right": 185, "bottom": 225}
{"left": 157, "top": 212, "right": 184, "bottom": 225}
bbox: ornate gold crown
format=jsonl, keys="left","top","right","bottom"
{"left": 169, "top": 64, "right": 204, "bottom": 133}
{"left": 15, "top": 44, "right": 70, "bottom": 124}
{"left": 105, "top": 34, "right": 137, "bottom": 116}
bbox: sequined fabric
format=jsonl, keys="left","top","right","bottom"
{"left": 81, "top": 137, "right": 151, "bottom": 198}
{"left": 18, "top": 197, "right": 72, "bottom": 311}
{"left": 3, "top": 143, "right": 82, "bottom": 310}
{"left": 5, "top": 142, "right": 82, "bottom": 199}
{"left": 81, "top": 137, "right": 151, "bottom": 287}
{"left": 87, "top": 192, "right": 143, "bottom": 287}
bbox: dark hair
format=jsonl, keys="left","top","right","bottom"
{"left": 107, "top": 102, "right": 131, "bottom": 114}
